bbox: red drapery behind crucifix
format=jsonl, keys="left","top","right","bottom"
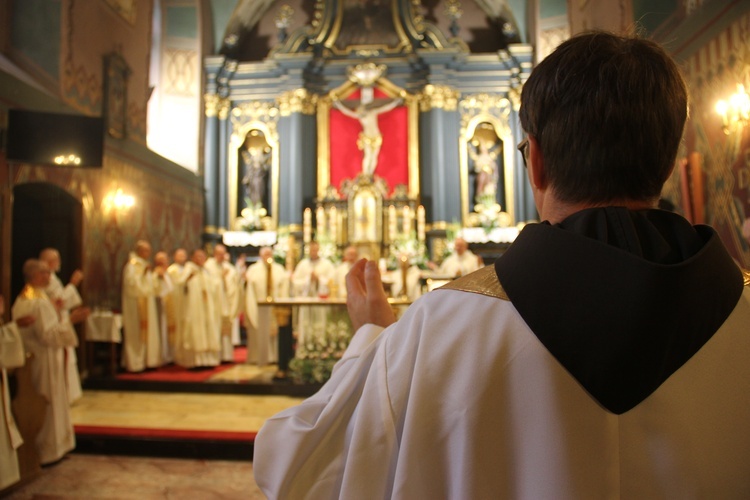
{"left": 329, "top": 88, "right": 408, "bottom": 195}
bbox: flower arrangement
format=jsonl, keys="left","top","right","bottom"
{"left": 473, "top": 194, "right": 504, "bottom": 233}
{"left": 315, "top": 232, "right": 341, "bottom": 264}
{"left": 237, "top": 200, "right": 267, "bottom": 232}
{"left": 387, "top": 231, "right": 428, "bottom": 270}
{"left": 289, "top": 309, "right": 353, "bottom": 384}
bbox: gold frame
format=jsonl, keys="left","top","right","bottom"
{"left": 228, "top": 121, "right": 280, "bottom": 230}
{"left": 459, "top": 114, "right": 515, "bottom": 225}
{"left": 317, "top": 76, "right": 420, "bottom": 199}
{"left": 325, "top": 0, "right": 411, "bottom": 55}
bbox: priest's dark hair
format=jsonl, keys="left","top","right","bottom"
{"left": 518, "top": 31, "right": 688, "bottom": 204}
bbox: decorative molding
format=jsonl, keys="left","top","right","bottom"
{"left": 205, "top": 94, "right": 220, "bottom": 117}
{"left": 459, "top": 93, "right": 512, "bottom": 131}
{"left": 230, "top": 101, "right": 280, "bottom": 130}
{"left": 218, "top": 98, "right": 231, "bottom": 121}
{"left": 277, "top": 89, "right": 318, "bottom": 116}
{"left": 419, "top": 84, "right": 460, "bottom": 112}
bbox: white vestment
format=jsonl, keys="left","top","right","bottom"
{"left": 291, "top": 257, "right": 335, "bottom": 356}
{"left": 244, "top": 259, "right": 289, "bottom": 365}
{"left": 0, "top": 322, "right": 24, "bottom": 490}
{"left": 46, "top": 272, "right": 82, "bottom": 403}
{"left": 121, "top": 254, "right": 162, "bottom": 372}
{"left": 12, "top": 287, "right": 78, "bottom": 465}
{"left": 204, "top": 258, "right": 240, "bottom": 362}
{"left": 439, "top": 249, "right": 482, "bottom": 277}
{"left": 165, "top": 263, "right": 190, "bottom": 363}
{"left": 254, "top": 278, "right": 750, "bottom": 499}
{"left": 333, "top": 262, "right": 354, "bottom": 299}
{"left": 153, "top": 273, "right": 174, "bottom": 364}
{"left": 173, "top": 262, "right": 220, "bottom": 368}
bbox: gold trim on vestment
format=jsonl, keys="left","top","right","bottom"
{"left": 742, "top": 268, "right": 750, "bottom": 287}
{"left": 438, "top": 265, "right": 509, "bottom": 301}
{"left": 20, "top": 285, "right": 47, "bottom": 300}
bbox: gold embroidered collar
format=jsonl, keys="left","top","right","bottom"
{"left": 438, "top": 265, "right": 509, "bottom": 301}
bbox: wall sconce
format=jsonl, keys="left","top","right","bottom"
{"left": 715, "top": 84, "right": 750, "bottom": 135}
{"left": 103, "top": 188, "right": 135, "bottom": 213}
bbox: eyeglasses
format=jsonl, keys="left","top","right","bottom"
{"left": 517, "top": 137, "right": 529, "bottom": 168}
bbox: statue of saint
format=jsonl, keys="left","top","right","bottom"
{"left": 241, "top": 145, "right": 271, "bottom": 207}
{"left": 470, "top": 140, "right": 500, "bottom": 200}
{"left": 333, "top": 97, "right": 402, "bottom": 176}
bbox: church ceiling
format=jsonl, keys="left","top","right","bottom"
{"left": 219, "top": 0, "right": 521, "bottom": 61}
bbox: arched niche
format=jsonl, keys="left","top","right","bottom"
{"left": 459, "top": 113, "right": 515, "bottom": 226}
{"left": 227, "top": 118, "right": 279, "bottom": 230}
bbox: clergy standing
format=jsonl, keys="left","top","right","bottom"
{"left": 165, "top": 248, "right": 190, "bottom": 363}
{"left": 0, "top": 294, "right": 33, "bottom": 490}
{"left": 121, "top": 240, "right": 162, "bottom": 372}
{"left": 244, "top": 246, "right": 289, "bottom": 365}
{"left": 12, "top": 260, "right": 89, "bottom": 465}
{"left": 334, "top": 246, "right": 359, "bottom": 298}
{"left": 204, "top": 244, "right": 241, "bottom": 363}
{"left": 173, "top": 249, "right": 220, "bottom": 368}
{"left": 292, "top": 241, "right": 335, "bottom": 355}
{"left": 152, "top": 251, "right": 174, "bottom": 364}
{"left": 39, "top": 247, "right": 84, "bottom": 403}
{"left": 436, "top": 237, "right": 483, "bottom": 277}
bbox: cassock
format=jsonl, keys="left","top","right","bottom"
{"left": 12, "top": 286, "right": 78, "bottom": 466}
{"left": 291, "top": 257, "right": 335, "bottom": 356}
{"left": 438, "top": 248, "right": 482, "bottom": 277}
{"left": 254, "top": 208, "right": 750, "bottom": 498}
{"left": 244, "top": 259, "right": 289, "bottom": 365}
{"left": 204, "top": 257, "right": 241, "bottom": 362}
{"left": 121, "top": 253, "right": 162, "bottom": 372}
{"left": 173, "top": 262, "right": 220, "bottom": 368}
{"left": 0, "top": 321, "right": 24, "bottom": 490}
{"left": 165, "top": 262, "right": 189, "bottom": 363}
{"left": 45, "top": 272, "right": 83, "bottom": 403}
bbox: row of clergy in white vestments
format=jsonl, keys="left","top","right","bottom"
{"left": 120, "top": 239, "right": 484, "bottom": 372}
{"left": 3, "top": 252, "right": 92, "bottom": 489}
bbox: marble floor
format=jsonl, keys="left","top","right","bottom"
{"left": 4, "top": 389, "right": 305, "bottom": 499}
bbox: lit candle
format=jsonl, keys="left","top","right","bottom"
{"left": 303, "top": 208, "right": 312, "bottom": 244}
{"left": 329, "top": 206, "right": 337, "bottom": 244}
{"left": 402, "top": 205, "right": 411, "bottom": 236}
{"left": 388, "top": 205, "right": 397, "bottom": 241}
{"left": 417, "top": 205, "right": 425, "bottom": 242}
{"left": 316, "top": 206, "right": 326, "bottom": 239}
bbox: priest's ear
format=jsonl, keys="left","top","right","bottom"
{"left": 527, "top": 136, "right": 547, "bottom": 191}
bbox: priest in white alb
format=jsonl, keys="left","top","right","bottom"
{"left": 39, "top": 247, "right": 84, "bottom": 403}
{"left": 204, "top": 244, "right": 241, "bottom": 363}
{"left": 173, "top": 249, "right": 220, "bottom": 368}
{"left": 165, "top": 248, "right": 190, "bottom": 363}
{"left": 244, "top": 247, "right": 289, "bottom": 365}
{"left": 291, "top": 241, "right": 335, "bottom": 355}
{"left": 121, "top": 240, "right": 162, "bottom": 372}
{"left": 12, "top": 260, "right": 89, "bottom": 466}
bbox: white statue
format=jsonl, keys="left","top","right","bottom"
{"left": 333, "top": 96, "right": 403, "bottom": 176}
{"left": 242, "top": 146, "right": 271, "bottom": 206}
{"left": 470, "top": 140, "right": 500, "bottom": 199}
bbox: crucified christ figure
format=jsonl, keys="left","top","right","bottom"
{"left": 333, "top": 96, "right": 402, "bottom": 176}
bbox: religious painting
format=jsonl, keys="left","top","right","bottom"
{"left": 103, "top": 53, "right": 130, "bottom": 139}
{"left": 334, "top": 0, "right": 403, "bottom": 52}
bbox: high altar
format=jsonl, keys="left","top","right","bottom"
{"left": 203, "top": 0, "right": 535, "bottom": 263}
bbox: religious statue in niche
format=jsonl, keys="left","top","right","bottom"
{"left": 468, "top": 123, "right": 503, "bottom": 205}
{"left": 332, "top": 95, "right": 402, "bottom": 176}
{"left": 240, "top": 131, "right": 271, "bottom": 210}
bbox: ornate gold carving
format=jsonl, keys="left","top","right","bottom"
{"left": 230, "top": 101, "right": 280, "bottom": 126}
{"left": 438, "top": 265, "right": 509, "bottom": 300}
{"left": 420, "top": 84, "right": 460, "bottom": 112}
{"left": 218, "top": 98, "right": 232, "bottom": 120}
{"left": 277, "top": 89, "right": 318, "bottom": 116}
{"left": 459, "top": 94, "right": 512, "bottom": 129}
{"left": 205, "top": 94, "right": 220, "bottom": 117}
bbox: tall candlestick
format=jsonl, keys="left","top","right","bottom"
{"left": 316, "top": 206, "right": 326, "bottom": 239}
{"left": 388, "top": 205, "right": 397, "bottom": 241}
{"left": 417, "top": 205, "right": 425, "bottom": 242}
{"left": 402, "top": 205, "right": 411, "bottom": 236}
{"left": 303, "top": 208, "right": 312, "bottom": 244}
{"left": 329, "top": 206, "right": 338, "bottom": 244}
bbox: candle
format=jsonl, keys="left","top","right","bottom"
{"left": 417, "top": 205, "right": 425, "bottom": 242}
{"left": 316, "top": 206, "right": 326, "bottom": 239}
{"left": 303, "top": 208, "right": 312, "bottom": 244}
{"left": 388, "top": 205, "right": 397, "bottom": 241}
{"left": 329, "top": 206, "right": 337, "bottom": 244}
{"left": 402, "top": 205, "right": 411, "bottom": 235}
